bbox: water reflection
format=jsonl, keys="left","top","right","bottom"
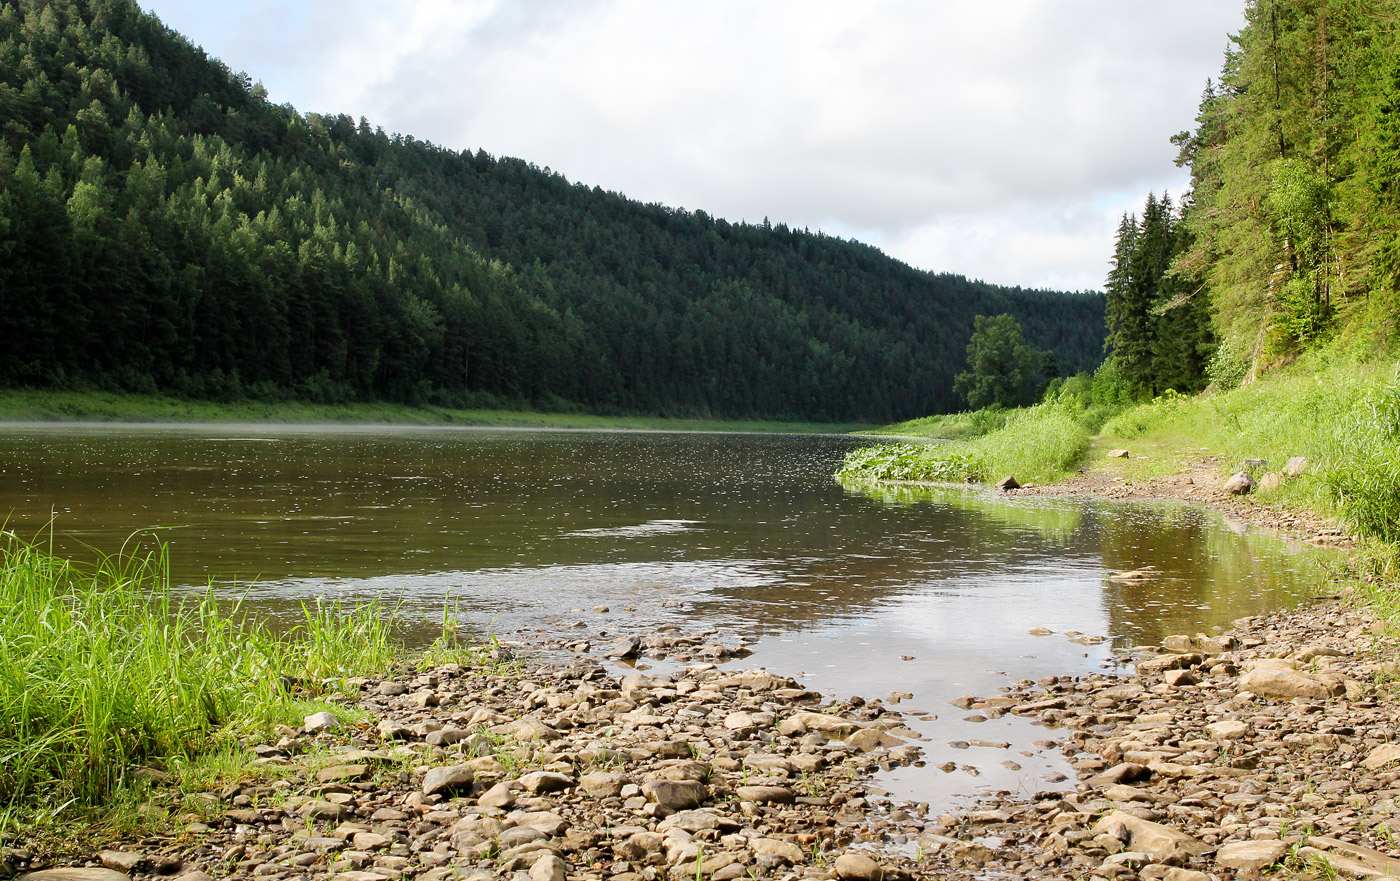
{"left": 0, "top": 425, "right": 1338, "bottom": 808}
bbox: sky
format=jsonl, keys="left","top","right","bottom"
{"left": 138, "top": 1, "right": 1246, "bottom": 293}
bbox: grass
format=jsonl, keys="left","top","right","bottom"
{"left": 0, "top": 388, "right": 867, "bottom": 434}
{"left": 852, "top": 407, "right": 1007, "bottom": 440}
{"left": 838, "top": 401, "right": 1091, "bottom": 486}
{"left": 0, "top": 532, "right": 458, "bottom": 825}
{"left": 843, "top": 353, "right": 1400, "bottom": 596}
{"left": 1097, "top": 360, "right": 1400, "bottom": 547}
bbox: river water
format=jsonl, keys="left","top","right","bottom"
{"left": 0, "top": 424, "right": 1335, "bottom": 809}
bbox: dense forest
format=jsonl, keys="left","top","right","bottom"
{"left": 1106, "top": 0, "right": 1400, "bottom": 395}
{"left": 0, "top": 0, "right": 1105, "bottom": 422}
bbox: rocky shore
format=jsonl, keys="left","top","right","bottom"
{"left": 9, "top": 587, "right": 1400, "bottom": 881}
{"left": 1010, "top": 453, "right": 1354, "bottom": 551}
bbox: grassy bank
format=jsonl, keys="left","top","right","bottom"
{"left": 1094, "top": 360, "right": 1400, "bottom": 545}
{"left": 0, "top": 534, "right": 469, "bottom": 828}
{"left": 840, "top": 355, "right": 1400, "bottom": 572}
{"left": 0, "top": 389, "right": 865, "bottom": 434}
{"left": 839, "top": 401, "right": 1092, "bottom": 485}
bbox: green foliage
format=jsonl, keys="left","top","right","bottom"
{"left": 1206, "top": 339, "right": 1251, "bottom": 390}
{"left": 953, "top": 314, "right": 1045, "bottom": 409}
{"left": 0, "top": 0, "right": 1106, "bottom": 423}
{"left": 1101, "top": 390, "right": 1191, "bottom": 439}
{"left": 838, "top": 402, "right": 1091, "bottom": 486}
{"left": 1175, "top": 0, "right": 1400, "bottom": 369}
{"left": 1092, "top": 357, "right": 1400, "bottom": 543}
{"left": 1104, "top": 194, "right": 1213, "bottom": 396}
{"left": 0, "top": 534, "right": 410, "bottom": 813}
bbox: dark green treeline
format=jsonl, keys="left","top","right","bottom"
{"left": 1169, "top": 0, "right": 1400, "bottom": 376}
{"left": 0, "top": 0, "right": 1105, "bottom": 421}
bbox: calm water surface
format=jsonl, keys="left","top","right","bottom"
{"left": 0, "top": 424, "right": 1335, "bottom": 808}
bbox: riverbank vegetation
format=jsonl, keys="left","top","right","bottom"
{"left": 845, "top": 0, "right": 1400, "bottom": 561}
{"left": 0, "top": 388, "right": 866, "bottom": 433}
{"left": 0, "top": 0, "right": 1104, "bottom": 424}
{"left": 0, "top": 533, "right": 472, "bottom": 830}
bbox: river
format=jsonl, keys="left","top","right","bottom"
{"left": 0, "top": 424, "right": 1334, "bottom": 809}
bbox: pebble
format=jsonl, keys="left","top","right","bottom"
{"left": 26, "top": 593, "right": 1400, "bottom": 881}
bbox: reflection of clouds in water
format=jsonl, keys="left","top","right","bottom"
{"left": 193, "top": 558, "right": 782, "bottom": 622}
{"left": 562, "top": 519, "right": 702, "bottom": 538}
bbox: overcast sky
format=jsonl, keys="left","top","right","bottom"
{"left": 139, "top": 1, "right": 1245, "bottom": 292}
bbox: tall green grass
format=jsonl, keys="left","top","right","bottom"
{"left": 1100, "top": 360, "right": 1400, "bottom": 544}
{"left": 838, "top": 402, "right": 1091, "bottom": 485}
{"left": 0, "top": 535, "right": 403, "bottom": 811}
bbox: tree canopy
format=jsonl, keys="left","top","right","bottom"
{"left": 953, "top": 314, "right": 1047, "bottom": 409}
{"left": 0, "top": 0, "right": 1106, "bottom": 421}
{"left": 1172, "top": 0, "right": 1400, "bottom": 379}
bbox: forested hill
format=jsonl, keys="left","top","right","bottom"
{"left": 0, "top": 0, "right": 1105, "bottom": 422}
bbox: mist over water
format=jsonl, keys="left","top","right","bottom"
{"left": 0, "top": 424, "right": 1335, "bottom": 807}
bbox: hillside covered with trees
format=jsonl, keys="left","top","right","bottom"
{"left": 1104, "top": 0, "right": 1400, "bottom": 396}
{"left": 0, "top": 0, "right": 1105, "bottom": 423}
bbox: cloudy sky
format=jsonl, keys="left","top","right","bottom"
{"left": 139, "top": 1, "right": 1245, "bottom": 292}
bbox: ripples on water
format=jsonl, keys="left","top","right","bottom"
{"left": 0, "top": 424, "right": 1337, "bottom": 808}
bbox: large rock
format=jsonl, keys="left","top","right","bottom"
{"left": 604, "top": 637, "right": 640, "bottom": 659}
{"left": 735, "top": 785, "right": 795, "bottom": 804}
{"left": 1258, "top": 471, "right": 1282, "bottom": 492}
{"left": 98, "top": 854, "right": 141, "bottom": 874}
{"left": 579, "top": 770, "right": 628, "bottom": 797}
{"left": 1088, "top": 762, "right": 1152, "bottom": 787}
{"left": 713, "top": 670, "right": 796, "bottom": 692}
{"left": 1216, "top": 840, "right": 1287, "bottom": 872}
{"left": 519, "top": 771, "right": 574, "bottom": 794}
{"left": 1284, "top": 456, "right": 1310, "bottom": 478}
{"left": 658, "top": 809, "right": 734, "bottom": 833}
{"left": 1136, "top": 653, "right": 1204, "bottom": 675}
{"left": 1092, "top": 811, "right": 1213, "bottom": 861}
{"left": 477, "top": 780, "right": 516, "bottom": 809}
{"left": 528, "top": 855, "right": 567, "bottom": 881}
{"left": 615, "top": 832, "right": 666, "bottom": 861}
{"left": 303, "top": 711, "right": 340, "bottom": 733}
{"left": 641, "top": 779, "right": 708, "bottom": 810}
{"left": 750, "top": 838, "right": 805, "bottom": 864}
{"left": 422, "top": 764, "right": 475, "bottom": 796}
{"left": 1205, "top": 720, "right": 1250, "bottom": 740}
{"left": 777, "top": 711, "right": 861, "bottom": 737}
{"left": 20, "top": 872, "right": 132, "bottom": 881}
{"left": 1297, "top": 836, "right": 1400, "bottom": 877}
{"left": 1238, "top": 667, "right": 1345, "bottom": 700}
{"left": 995, "top": 475, "right": 1020, "bottom": 491}
{"left": 1222, "top": 471, "right": 1255, "bottom": 495}
{"left": 1363, "top": 744, "right": 1400, "bottom": 770}
{"left": 833, "top": 852, "right": 885, "bottom": 880}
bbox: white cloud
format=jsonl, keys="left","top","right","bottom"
{"left": 141, "top": 0, "right": 1245, "bottom": 290}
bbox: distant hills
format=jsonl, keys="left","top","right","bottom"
{"left": 0, "top": 0, "right": 1105, "bottom": 421}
